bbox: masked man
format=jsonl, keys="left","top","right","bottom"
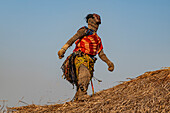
{"left": 58, "top": 13, "right": 114, "bottom": 101}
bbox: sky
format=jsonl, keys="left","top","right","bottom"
{"left": 0, "top": 0, "right": 170, "bottom": 107}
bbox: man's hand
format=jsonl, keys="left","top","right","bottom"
{"left": 107, "top": 61, "right": 114, "bottom": 72}
{"left": 58, "top": 48, "right": 65, "bottom": 59}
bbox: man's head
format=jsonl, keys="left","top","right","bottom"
{"left": 86, "top": 13, "right": 101, "bottom": 31}
{"left": 86, "top": 13, "right": 101, "bottom": 25}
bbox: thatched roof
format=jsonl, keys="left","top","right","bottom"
{"left": 9, "top": 67, "right": 170, "bottom": 113}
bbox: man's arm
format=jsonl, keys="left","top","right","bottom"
{"left": 58, "top": 27, "right": 87, "bottom": 59}
{"left": 98, "top": 50, "right": 114, "bottom": 72}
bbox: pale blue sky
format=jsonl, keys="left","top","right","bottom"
{"left": 0, "top": 0, "right": 170, "bottom": 107}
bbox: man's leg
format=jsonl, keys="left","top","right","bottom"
{"left": 74, "top": 64, "right": 91, "bottom": 100}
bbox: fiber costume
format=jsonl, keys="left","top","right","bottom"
{"left": 58, "top": 13, "right": 114, "bottom": 101}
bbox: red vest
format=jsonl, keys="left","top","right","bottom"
{"left": 73, "top": 33, "right": 103, "bottom": 56}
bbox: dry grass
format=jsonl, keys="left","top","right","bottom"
{"left": 9, "top": 67, "right": 170, "bottom": 113}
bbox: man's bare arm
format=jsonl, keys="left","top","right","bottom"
{"left": 58, "top": 28, "right": 87, "bottom": 59}
{"left": 98, "top": 50, "right": 114, "bottom": 72}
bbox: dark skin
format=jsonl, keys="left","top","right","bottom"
{"left": 58, "top": 18, "right": 114, "bottom": 72}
